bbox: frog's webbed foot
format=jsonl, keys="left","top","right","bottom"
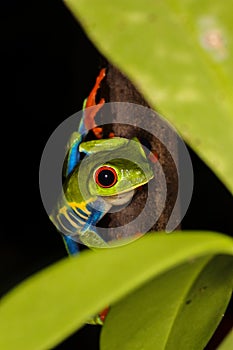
{"left": 84, "top": 68, "right": 106, "bottom": 136}
{"left": 83, "top": 68, "right": 116, "bottom": 140}
{"left": 80, "top": 228, "right": 109, "bottom": 248}
{"left": 86, "top": 68, "right": 106, "bottom": 109}
{"left": 92, "top": 127, "right": 103, "bottom": 139}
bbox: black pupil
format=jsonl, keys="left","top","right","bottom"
{"left": 98, "top": 169, "right": 115, "bottom": 187}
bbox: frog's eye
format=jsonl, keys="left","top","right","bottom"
{"left": 94, "top": 166, "right": 118, "bottom": 188}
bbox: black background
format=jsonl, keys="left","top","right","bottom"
{"left": 1, "top": 1, "right": 232, "bottom": 349}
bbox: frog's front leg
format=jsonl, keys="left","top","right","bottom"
{"left": 77, "top": 197, "right": 112, "bottom": 248}
{"left": 79, "top": 227, "right": 108, "bottom": 248}
{"left": 62, "top": 224, "right": 107, "bottom": 254}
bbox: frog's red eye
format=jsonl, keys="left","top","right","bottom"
{"left": 95, "top": 166, "right": 117, "bottom": 188}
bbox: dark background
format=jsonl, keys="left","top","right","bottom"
{"left": 1, "top": 1, "right": 232, "bottom": 349}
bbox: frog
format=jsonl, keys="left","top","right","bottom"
{"left": 50, "top": 68, "right": 154, "bottom": 253}
{"left": 49, "top": 68, "right": 154, "bottom": 324}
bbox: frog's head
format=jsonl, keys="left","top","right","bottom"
{"left": 83, "top": 137, "right": 154, "bottom": 206}
{"left": 91, "top": 158, "right": 152, "bottom": 205}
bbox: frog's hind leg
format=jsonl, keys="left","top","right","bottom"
{"left": 82, "top": 68, "right": 106, "bottom": 139}
{"left": 65, "top": 69, "right": 106, "bottom": 176}
{"left": 62, "top": 235, "right": 80, "bottom": 255}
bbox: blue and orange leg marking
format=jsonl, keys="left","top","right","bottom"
{"left": 66, "top": 68, "right": 107, "bottom": 176}
{"left": 66, "top": 69, "right": 107, "bottom": 176}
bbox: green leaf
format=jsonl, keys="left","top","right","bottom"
{"left": 64, "top": 0, "right": 233, "bottom": 193}
{"left": 0, "top": 232, "right": 232, "bottom": 350}
{"left": 217, "top": 329, "right": 233, "bottom": 350}
{"left": 101, "top": 255, "right": 233, "bottom": 350}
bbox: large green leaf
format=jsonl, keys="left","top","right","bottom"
{"left": 0, "top": 232, "right": 232, "bottom": 349}
{"left": 64, "top": 0, "right": 233, "bottom": 193}
{"left": 101, "top": 255, "right": 233, "bottom": 350}
{"left": 217, "top": 329, "right": 233, "bottom": 350}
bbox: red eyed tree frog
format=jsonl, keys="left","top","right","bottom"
{"left": 49, "top": 68, "right": 154, "bottom": 324}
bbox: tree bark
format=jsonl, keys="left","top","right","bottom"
{"left": 97, "top": 62, "right": 180, "bottom": 240}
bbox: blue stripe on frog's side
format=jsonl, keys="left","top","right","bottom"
{"left": 54, "top": 196, "right": 107, "bottom": 253}
{"left": 51, "top": 196, "right": 109, "bottom": 254}
{"left": 66, "top": 100, "right": 88, "bottom": 177}
{"left": 61, "top": 100, "right": 93, "bottom": 253}
{"left": 56, "top": 207, "right": 84, "bottom": 234}
{"left": 66, "top": 137, "right": 82, "bottom": 177}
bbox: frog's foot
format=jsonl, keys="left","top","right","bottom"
{"left": 86, "top": 68, "right": 106, "bottom": 108}
{"left": 148, "top": 150, "right": 159, "bottom": 163}
{"left": 80, "top": 229, "right": 109, "bottom": 248}
{"left": 92, "top": 129, "right": 115, "bottom": 140}
{"left": 99, "top": 307, "right": 110, "bottom": 323}
{"left": 86, "top": 307, "right": 110, "bottom": 325}
{"left": 108, "top": 132, "right": 115, "bottom": 138}
{"left": 84, "top": 68, "right": 106, "bottom": 131}
{"left": 92, "top": 126, "right": 103, "bottom": 139}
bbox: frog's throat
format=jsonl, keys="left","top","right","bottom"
{"left": 103, "top": 189, "right": 135, "bottom": 206}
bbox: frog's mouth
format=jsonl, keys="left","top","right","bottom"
{"left": 103, "top": 189, "right": 135, "bottom": 206}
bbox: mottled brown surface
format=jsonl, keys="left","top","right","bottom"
{"left": 96, "top": 64, "right": 180, "bottom": 240}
